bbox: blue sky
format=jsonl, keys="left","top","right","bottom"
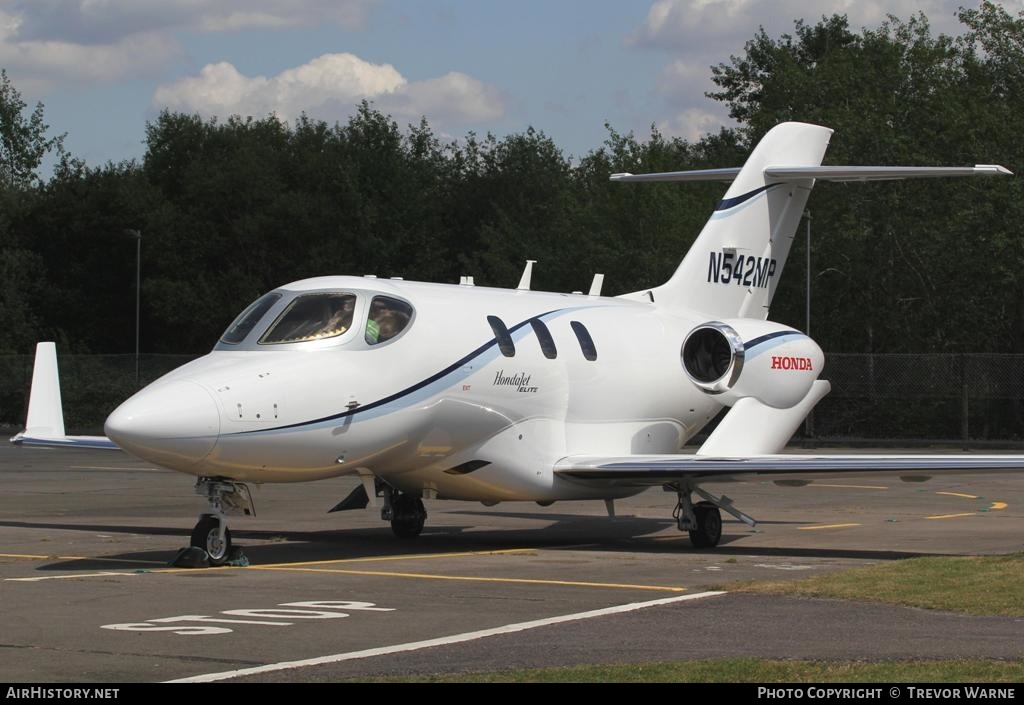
{"left": 2, "top": 0, "right": 1013, "bottom": 168}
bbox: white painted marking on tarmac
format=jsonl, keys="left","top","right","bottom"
{"left": 165, "top": 591, "right": 727, "bottom": 683}
{"left": 7, "top": 571, "right": 138, "bottom": 582}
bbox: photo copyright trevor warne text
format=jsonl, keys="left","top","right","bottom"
{"left": 758, "top": 687, "right": 1016, "bottom": 700}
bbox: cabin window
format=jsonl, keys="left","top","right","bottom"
{"left": 259, "top": 292, "right": 357, "bottom": 344}
{"left": 530, "top": 319, "right": 557, "bottom": 359}
{"left": 220, "top": 292, "right": 282, "bottom": 344}
{"left": 570, "top": 320, "right": 597, "bottom": 361}
{"left": 487, "top": 315, "right": 516, "bottom": 357}
{"left": 365, "top": 296, "right": 414, "bottom": 345}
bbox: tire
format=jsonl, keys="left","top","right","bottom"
{"left": 390, "top": 495, "right": 426, "bottom": 539}
{"left": 191, "top": 515, "right": 232, "bottom": 566}
{"left": 688, "top": 501, "right": 722, "bottom": 548}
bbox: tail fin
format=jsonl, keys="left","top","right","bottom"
{"left": 657, "top": 122, "right": 831, "bottom": 318}
{"left": 613, "top": 121, "right": 1011, "bottom": 320}
{"left": 624, "top": 122, "right": 832, "bottom": 319}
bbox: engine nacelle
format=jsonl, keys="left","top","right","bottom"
{"left": 681, "top": 319, "right": 823, "bottom": 409}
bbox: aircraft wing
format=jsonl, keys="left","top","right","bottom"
{"left": 10, "top": 432, "right": 118, "bottom": 450}
{"left": 9, "top": 342, "right": 120, "bottom": 452}
{"left": 555, "top": 454, "right": 1024, "bottom": 486}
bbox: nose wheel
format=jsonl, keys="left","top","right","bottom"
{"left": 191, "top": 515, "right": 232, "bottom": 566}
{"left": 190, "top": 478, "right": 253, "bottom": 566}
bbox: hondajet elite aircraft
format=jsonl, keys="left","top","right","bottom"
{"left": 12, "top": 122, "right": 1023, "bottom": 564}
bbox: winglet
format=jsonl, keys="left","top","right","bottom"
{"left": 24, "top": 342, "right": 65, "bottom": 439}
{"left": 11, "top": 342, "right": 118, "bottom": 450}
{"left": 517, "top": 260, "right": 537, "bottom": 290}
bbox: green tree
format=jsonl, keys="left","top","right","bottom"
{"left": 0, "top": 69, "right": 65, "bottom": 189}
{"left": 707, "top": 11, "right": 1023, "bottom": 354}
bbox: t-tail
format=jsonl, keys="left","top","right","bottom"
{"left": 612, "top": 121, "right": 1011, "bottom": 321}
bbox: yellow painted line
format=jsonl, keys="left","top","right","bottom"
{"left": 990, "top": 502, "right": 1008, "bottom": 510}
{"left": 811, "top": 483, "right": 888, "bottom": 490}
{"left": 926, "top": 513, "right": 975, "bottom": 520}
{"left": 0, "top": 553, "right": 165, "bottom": 565}
{"left": 936, "top": 491, "right": 978, "bottom": 500}
{"left": 69, "top": 466, "right": 158, "bottom": 471}
{"left": 797, "top": 523, "right": 861, "bottom": 531}
{"left": 251, "top": 565, "right": 687, "bottom": 592}
{"left": 251, "top": 547, "right": 535, "bottom": 570}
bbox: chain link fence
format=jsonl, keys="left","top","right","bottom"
{"left": 808, "top": 354, "right": 1024, "bottom": 444}
{"left": 1, "top": 352, "right": 1023, "bottom": 442}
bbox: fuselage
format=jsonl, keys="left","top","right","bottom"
{"left": 104, "top": 275, "right": 725, "bottom": 501}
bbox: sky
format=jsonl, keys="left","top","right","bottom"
{"left": 2, "top": 0, "right": 1019, "bottom": 169}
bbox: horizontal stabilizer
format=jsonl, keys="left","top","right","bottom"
{"left": 765, "top": 164, "right": 1013, "bottom": 181}
{"left": 610, "top": 164, "right": 1011, "bottom": 184}
{"left": 610, "top": 167, "right": 741, "bottom": 183}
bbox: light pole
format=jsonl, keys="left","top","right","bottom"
{"left": 804, "top": 210, "right": 811, "bottom": 336}
{"left": 803, "top": 212, "right": 812, "bottom": 442}
{"left": 124, "top": 229, "right": 141, "bottom": 388}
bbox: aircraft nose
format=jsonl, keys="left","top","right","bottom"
{"left": 105, "top": 380, "right": 220, "bottom": 470}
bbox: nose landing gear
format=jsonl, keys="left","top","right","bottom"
{"left": 190, "top": 478, "right": 254, "bottom": 566}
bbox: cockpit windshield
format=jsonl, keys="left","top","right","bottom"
{"left": 259, "top": 292, "right": 357, "bottom": 344}
{"left": 220, "top": 292, "right": 282, "bottom": 344}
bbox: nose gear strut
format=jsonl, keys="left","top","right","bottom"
{"left": 190, "top": 478, "right": 254, "bottom": 566}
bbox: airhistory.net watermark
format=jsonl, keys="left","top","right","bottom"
{"left": 6, "top": 689, "right": 118, "bottom": 700}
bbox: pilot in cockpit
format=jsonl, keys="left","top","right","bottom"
{"left": 366, "top": 297, "right": 412, "bottom": 345}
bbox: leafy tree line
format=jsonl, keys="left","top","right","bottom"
{"left": 1, "top": 3, "right": 1022, "bottom": 359}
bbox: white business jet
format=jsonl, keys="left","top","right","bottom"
{"left": 11, "top": 122, "right": 1022, "bottom": 564}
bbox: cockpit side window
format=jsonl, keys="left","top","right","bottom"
{"left": 365, "top": 296, "right": 414, "bottom": 345}
{"left": 220, "top": 292, "right": 282, "bottom": 344}
{"left": 259, "top": 292, "right": 357, "bottom": 344}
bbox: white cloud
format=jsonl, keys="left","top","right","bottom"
{"left": 0, "top": 0, "right": 377, "bottom": 90}
{"left": 0, "top": 31, "right": 180, "bottom": 93}
{"left": 630, "top": 0, "right": 988, "bottom": 49}
{"left": 153, "top": 54, "right": 505, "bottom": 127}
{"left": 7, "top": 1, "right": 377, "bottom": 43}
{"left": 630, "top": 0, "right": 1003, "bottom": 144}
{"left": 378, "top": 72, "right": 504, "bottom": 123}
{"left": 657, "top": 107, "right": 733, "bottom": 142}
{"left": 656, "top": 60, "right": 711, "bottom": 102}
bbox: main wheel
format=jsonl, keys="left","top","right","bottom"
{"left": 688, "top": 501, "right": 722, "bottom": 548}
{"left": 390, "top": 495, "right": 426, "bottom": 538}
{"left": 191, "top": 515, "right": 232, "bottom": 566}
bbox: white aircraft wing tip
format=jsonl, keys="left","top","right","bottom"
{"left": 975, "top": 164, "right": 1013, "bottom": 176}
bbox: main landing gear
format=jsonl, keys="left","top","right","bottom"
{"left": 190, "top": 478, "right": 254, "bottom": 566}
{"left": 382, "top": 486, "right": 427, "bottom": 539}
{"left": 327, "top": 475, "right": 428, "bottom": 539}
{"left": 672, "top": 484, "right": 757, "bottom": 549}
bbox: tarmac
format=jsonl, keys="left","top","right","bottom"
{"left": 1, "top": 444, "right": 1022, "bottom": 682}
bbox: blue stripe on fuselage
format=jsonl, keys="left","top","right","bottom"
{"left": 229, "top": 307, "right": 592, "bottom": 437}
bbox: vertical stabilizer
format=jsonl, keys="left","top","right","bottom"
{"left": 25, "top": 342, "right": 65, "bottom": 438}
{"left": 649, "top": 122, "right": 832, "bottom": 319}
